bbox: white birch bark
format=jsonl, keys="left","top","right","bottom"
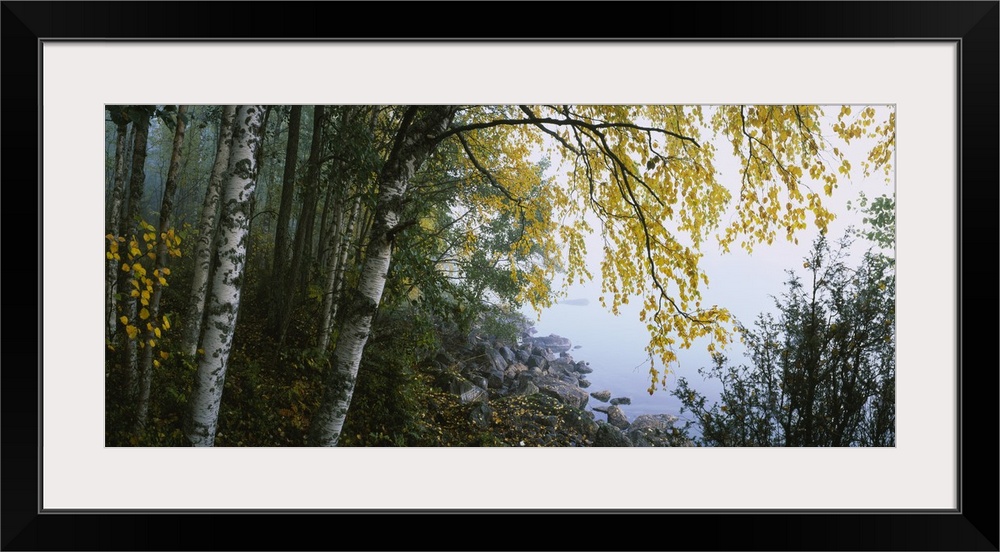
{"left": 317, "top": 189, "right": 362, "bottom": 352}
{"left": 182, "top": 105, "right": 237, "bottom": 357}
{"left": 121, "top": 113, "right": 150, "bottom": 403}
{"left": 106, "top": 119, "right": 130, "bottom": 342}
{"left": 309, "top": 106, "right": 455, "bottom": 446}
{"left": 186, "top": 105, "right": 265, "bottom": 447}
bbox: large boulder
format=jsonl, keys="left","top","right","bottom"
{"left": 593, "top": 422, "right": 633, "bottom": 447}
{"left": 498, "top": 346, "right": 517, "bottom": 363}
{"left": 513, "top": 378, "right": 539, "bottom": 396}
{"left": 526, "top": 354, "right": 548, "bottom": 370}
{"left": 531, "top": 334, "right": 573, "bottom": 354}
{"left": 483, "top": 346, "right": 508, "bottom": 373}
{"left": 534, "top": 375, "right": 589, "bottom": 409}
{"left": 590, "top": 390, "right": 612, "bottom": 402}
{"left": 606, "top": 405, "right": 630, "bottom": 430}
{"left": 627, "top": 414, "right": 692, "bottom": 447}
{"left": 447, "top": 377, "right": 488, "bottom": 404}
{"left": 610, "top": 397, "right": 632, "bottom": 406}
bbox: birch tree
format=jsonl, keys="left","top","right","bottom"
{"left": 118, "top": 109, "right": 152, "bottom": 406}
{"left": 309, "top": 105, "right": 457, "bottom": 446}
{"left": 186, "top": 105, "right": 266, "bottom": 447}
{"left": 105, "top": 108, "right": 131, "bottom": 342}
{"left": 181, "top": 104, "right": 237, "bottom": 357}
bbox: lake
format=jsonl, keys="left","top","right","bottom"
{"left": 523, "top": 297, "right": 726, "bottom": 437}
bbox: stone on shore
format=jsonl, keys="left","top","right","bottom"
{"left": 590, "top": 390, "right": 612, "bottom": 402}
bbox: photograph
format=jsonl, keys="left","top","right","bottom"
{"left": 103, "top": 104, "right": 897, "bottom": 449}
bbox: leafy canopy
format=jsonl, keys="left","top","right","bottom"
{"left": 444, "top": 104, "right": 894, "bottom": 392}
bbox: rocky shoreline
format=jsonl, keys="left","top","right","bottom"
{"left": 424, "top": 319, "right": 692, "bottom": 447}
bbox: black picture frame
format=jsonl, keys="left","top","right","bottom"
{"left": 4, "top": 2, "right": 997, "bottom": 550}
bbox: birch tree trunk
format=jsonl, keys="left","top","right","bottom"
{"left": 119, "top": 111, "right": 151, "bottom": 404}
{"left": 181, "top": 105, "right": 237, "bottom": 357}
{"left": 317, "top": 188, "right": 362, "bottom": 352}
{"left": 309, "top": 105, "right": 456, "bottom": 446}
{"left": 186, "top": 105, "right": 266, "bottom": 447}
{"left": 135, "top": 105, "right": 188, "bottom": 435}
{"left": 105, "top": 117, "right": 130, "bottom": 342}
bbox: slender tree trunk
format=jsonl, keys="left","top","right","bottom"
{"left": 273, "top": 106, "right": 302, "bottom": 271}
{"left": 186, "top": 105, "right": 266, "bottom": 447}
{"left": 309, "top": 106, "right": 455, "bottom": 446}
{"left": 279, "top": 105, "right": 325, "bottom": 343}
{"left": 317, "top": 188, "right": 362, "bottom": 352}
{"left": 267, "top": 105, "right": 302, "bottom": 334}
{"left": 182, "top": 105, "right": 237, "bottom": 357}
{"left": 106, "top": 119, "right": 130, "bottom": 342}
{"left": 134, "top": 105, "right": 188, "bottom": 435}
{"left": 120, "top": 112, "right": 151, "bottom": 406}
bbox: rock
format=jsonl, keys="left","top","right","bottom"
{"left": 590, "top": 390, "right": 612, "bottom": 402}
{"left": 468, "top": 401, "right": 493, "bottom": 429}
{"left": 484, "top": 347, "right": 508, "bottom": 372}
{"left": 468, "top": 374, "right": 489, "bottom": 391}
{"left": 531, "top": 334, "right": 573, "bottom": 354}
{"left": 503, "top": 362, "right": 529, "bottom": 380}
{"left": 547, "top": 361, "right": 579, "bottom": 385}
{"left": 606, "top": 405, "right": 631, "bottom": 430}
{"left": 593, "top": 422, "right": 633, "bottom": 447}
{"left": 513, "top": 378, "right": 539, "bottom": 396}
{"left": 578, "top": 378, "right": 591, "bottom": 389}
{"left": 592, "top": 406, "right": 609, "bottom": 414}
{"left": 574, "top": 361, "right": 593, "bottom": 374}
{"left": 627, "top": 414, "right": 692, "bottom": 447}
{"left": 448, "top": 377, "right": 488, "bottom": 404}
{"left": 498, "top": 346, "right": 516, "bottom": 363}
{"left": 610, "top": 397, "right": 631, "bottom": 406}
{"left": 534, "top": 375, "right": 589, "bottom": 409}
{"left": 515, "top": 349, "right": 531, "bottom": 363}
{"left": 526, "top": 354, "right": 548, "bottom": 370}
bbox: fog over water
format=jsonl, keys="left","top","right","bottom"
{"left": 520, "top": 126, "right": 886, "bottom": 431}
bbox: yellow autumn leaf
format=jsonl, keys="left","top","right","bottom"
{"left": 154, "top": 327, "right": 161, "bottom": 338}
{"left": 119, "top": 316, "right": 128, "bottom": 325}
{"left": 139, "top": 308, "right": 150, "bottom": 320}
{"left": 126, "top": 325, "right": 139, "bottom": 339}
{"left": 159, "top": 351, "right": 169, "bottom": 360}
{"left": 121, "top": 263, "right": 130, "bottom": 272}
{"left": 162, "top": 316, "right": 171, "bottom": 330}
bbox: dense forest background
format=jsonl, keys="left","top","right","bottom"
{"left": 104, "top": 104, "right": 895, "bottom": 447}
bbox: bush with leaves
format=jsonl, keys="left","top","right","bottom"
{"left": 673, "top": 233, "right": 895, "bottom": 447}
